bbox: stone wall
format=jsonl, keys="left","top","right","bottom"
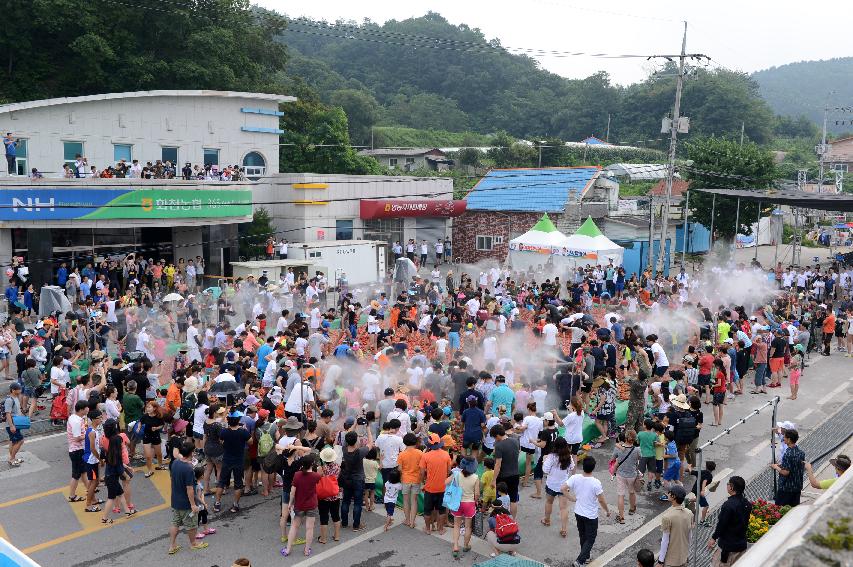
{"left": 452, "top": 210, "right": 563, "bottom": 264}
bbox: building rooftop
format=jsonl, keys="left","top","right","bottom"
{"left": 465, "top": 166, "right": 599, "bottom": 213}
{"left": 604, "top": 163, "right": 670, "bottom": 181}
{"left": 358, "top": 148, "right": 445, "bottom": 157}
{"left": 649, "top": 179, "right": 690, "bottom": 197}
{"left": 0, "top": 90, "right": 295, "bottom": 114}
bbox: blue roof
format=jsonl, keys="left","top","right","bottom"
{"left": 580, "top": 136, "right": 607, "bottom": 145}
{"left": 465, "top": 167, "right": 599, "bottom": 213}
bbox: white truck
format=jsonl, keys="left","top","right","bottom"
{"left": 285, "top": 240, "right": 387, "bottom": 285}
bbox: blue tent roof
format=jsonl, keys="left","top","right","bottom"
{"left": 465, "top": 167, "right": 599, "bottom": 213}
{"left": 580, "top": 136, "right": 608, "bottom": 145}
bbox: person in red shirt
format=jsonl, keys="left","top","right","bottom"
{"left": 711, "top": 359, "right": 727, "bottom": 426}
{"left": 697, "top": 346, "right": 715, "bottom": 404}
{"left": 282, "top": 456, "right": 321, "bottom": 558}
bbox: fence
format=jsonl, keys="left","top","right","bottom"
{"left": 691, "top": 398, "right": 853, "bottom": 567}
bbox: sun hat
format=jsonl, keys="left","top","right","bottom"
{"left": 244, "top": 394, "right": 260, "bottom": 407}
{"left": 460, "top": 457, "right": 478, "bottom": 475}
{"left": 182, "top": 376, "right": 201, "bottom": 394}
{"left": 320, "top": 447, "right": 337, "bottom": 463}
{"left": 426, "top": 433, "right": 444, "bottom": 450}
{"left": 776, "top": 421, "right": 795, "bottom": 430}
{"left": 830, "top": 454, "right": 851, "bottom": 471}
{"left": 283, "top": 416, "right": 303, "bottom": 431}
{"left": 671, "top": 394, "right": 691, "bottom": 410}
{"left": 543, "top": 411, "right": 554, "bottom": 421}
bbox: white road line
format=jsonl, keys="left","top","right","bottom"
{"left": 795, "top": 408, "right": 815, "bottom": 421}
{"left": 292, "top": 524, "right": 387, "bottom": 566}
{"left": 589, "top": 468, "right": 733, "bottom": 567}
{"left": 747, "top": 439, "right": 770, "bottom": 457}
{"left": 18, "top": 431, "right": 65, "bottom": 444}
{"left": 818, "top": 383, "right": 849, "bottom": 406}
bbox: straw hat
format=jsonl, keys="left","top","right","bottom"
{"left": 671, "top": 393, "right": 690, "bottom": 410}
{"left": 182, "top": 376, "right": 201, "bottom": 395}
{"left": 319, "top": 447, "right": 337, "bottom": 463}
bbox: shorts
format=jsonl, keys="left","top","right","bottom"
{"left": 6, "top": 426, "right": 23, "bottom": 443}
{"left": 143, "top": 436, "right": 161, "bottom": 446}
{"left": 656, "top": 460, "right": 664, "bottom": 474}
{"left": 545, "top": 486, "right": 563, "bottom": 497}
{"left": 247, "top": 457, "right": 260, "bottom": 472}
{"left": 699, "top": 495, "right": 709, "bottom": 508}
{"left": 105, "top": 474, "right": 124, "bottom": 499}
{"left": 69, "top": 449, "right": 85, "bottom": 480}
{"left": 192, "top": 431, "right": 204, "bottom": 440}
{"left": 596, "top": 412, "right": 614, "bottom": 423}
{"left": 385, "top": 502, "right": 396, "bottom": 516}
{"left": 21, "top": 387, "right": 34, "bottom": 398}
{"left": 218, "top": 461, "right": 245, "bottom": 490}
{"left": 481, "top": 446, "right": 494, "bottom": 456}
{"left": 615, "top": 474, "right": 637, "bottom": 496}
{"left": 462, "top": 439, "right": 481, "bottom": 450}
{"left": 171, "top": 508, "right": 198, "bottom": 529}
{"left": 0, "top": 351, "right": 8, "bottom": 360}
{"left": 423, "top": 491, "right": 446, "bottom": 515}
{"left": 498, "top": 474, "right": 520, "bottom": 503}
{"left": 638, "top": 456, "right": 657, "bottom": 475}
{"left": 712, "top": 392, "right": 725, "bottom": 406}
{"left": 698, "top": 374, "right": 711, "bottom": 387}
{"left": 662, "top": 462, "right": 681, "bottom": 482}
{"left": 281, "top": 490, "right": 291, "bottom": 505}
{"left": 294, "top": 509, "right": 317, "bottom": 518}
{"left": 85, "top": 462, "right": 99, "bottom": 481}
{"left": 520, "top": 446, "right": 536, "bottom": 455}
{"left": 318, "top": 498, "right": 341, "bottom": 525}
{"left": 769, "top": 358, "right": 784, "bottom": 373}
{"left": 448, "top": 332, "right": 460, "bottom": 349}
{"left": 789, "top": 369, "right": 801, "bottom": 385}
{"left": 451, "top": 501, "right": 476, "bottom": 519}
{"left": 654, "top": 365, "right": 669, "bottom": 377}
{"left": 774, "top": 490, "right": 801, "bottom": 507}
{"left": 401, "top": 483, "right": 421, "bottom": 497}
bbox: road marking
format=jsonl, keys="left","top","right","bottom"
{"left": 747, "top": 440, "right": 770, "bottom": 457}
{"left": 589, "top": 468, "right": 732, "bottom": 567}
{"left": 818, "top": 383, "right": 849, "bottom": 405}
{"left": 19, "top": 431, "right": 66, "bottom": 444}
{"left": 795, "top": 408, "right": 814, "bottom": 421}
{"left": 292, "top": 524, "right": 388, "bottom": 566}
{"left": 0, "top": 486, "right": 66, "bottom": 509}
{"left": 0, "top": 523, "right": 8, "bottom": 542}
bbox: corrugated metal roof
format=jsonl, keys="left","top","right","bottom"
{"left": 465, "top": 167, "right": 599, "bottom": 212}
{"left": 358, "top": 148, "right": 444, "bottom": 157}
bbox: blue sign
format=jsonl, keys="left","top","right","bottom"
{"left": 0, "top": 189, "right": 128, "bottom": 220}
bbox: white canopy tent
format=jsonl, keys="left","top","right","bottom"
{"left": 507, "top": 215, "right": 624, "bottom": 271}
{"left": 561, "top": 216, "right": 624, "bottom": 268}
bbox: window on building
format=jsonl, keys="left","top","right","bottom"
{"left": 162, "top": 146, "right": 178, "bottom": 165}
{"left": 203, "top": 148, "right": 219, "bottom": 167}
{"left": 833, "top": 163, "right": 848, "bottom": 173}
{"left": 388, "top": 158, "right": 398, "bottom": 168}
{"left": 113, "top": 144, "right": 132, "bottom": 164}
{"left": 405, "top": 158, "right": 415, "bottom": 165}
{"left": 242, "top": 151, "right": 266, "bottom": 180}
{"left": 476, "top": 235, "right": 494, "bottom": 251}
{"left": 63, "top": 141, "right": 84, "bottom": 166}
{"left": 14, "top": 139, "right": 27, "bottom": 176}
{"left": 336, "top": 219, "right": 354, "bottom": 240}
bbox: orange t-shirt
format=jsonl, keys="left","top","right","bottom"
{"left": 823, "top": 314, "right": 836, "bottom": 334}
{"left": 165, "top": 383, "right": 181, "bottom": 415}
{"left": 398, "top": 447, "right": 424, "bottom": 484}
{"left": 419, "top": 449, "right": 452, "bottom": 493}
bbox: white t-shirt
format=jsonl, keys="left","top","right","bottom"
{"left": 435, "top": 338, "right": 449, "bottom": 355}
{"left": 362, "top": 371, "right": 380, "bottom": 401}
{"left": 310, "top": 308, "right": 322, "bottom": 330}
{"left": 387, "top": 409, "right": 410, "bottom": 437}
{"left": 520, "top": 415, "right": 543, "bottom": 449}
{"left": 650, "top": 342, "right": 669, "bottom": 367}
{"left": 562, "top": 412, "right": 584, "bottom": 444}
{"left": 406, "top": 367, "right": 424, "bottom": 389}
{"left": 542, "top": 323, "right": 558, "bottom": 346}
{"left": 193, "top": 403, "right": 208, "bottom": 435}
{"left": 543, "top": 453, "right": 575, "bottom": 493}
{"left": 482, "top": 336, "right": 497, "bottom": 360}
{"left": 105, "top": 300, "right": 117, "bottom": 323}
{"left": 376, "top": 433, "right": 405, "bottom": 468}
{"left": 51, "top": 366, "right": 69, "bottom": 395}
{"left": 566, "top": 474, "right": 604, "bottom": 519}
{"left": 483, "top": 416, "right": 501, "bottom": 449}
{"left": 367, "top": 315, "right": 380, "bottom": 334}
{"left": 295, "top": 336, "right": 308, "bottom": 356}
{"left": 276, "top": 316, "right": 289, "bottom": 334}
{"left": 466, "top": 298, "right": 480, "bottom": 317}
{"left": 420, "top": 244, "right": 428, "bottom": 255}
{"left": 284, "top": 383, "right": 314, "bottom": 414}
{"left": 202, "top": 328, "right": 215, "bottom": 350}
{"left": 186, "top": 326, "right": 201, "bottom": 353}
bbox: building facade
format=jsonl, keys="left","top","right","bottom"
{"left": 254, "top": 173, "right": 465, "bottom": 264}
{"left": 357, "top": 148, "right": 451, "bottom": 171}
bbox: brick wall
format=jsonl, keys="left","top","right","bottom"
{"left": 452, "top": 210, "right": 563, "bottom": 264}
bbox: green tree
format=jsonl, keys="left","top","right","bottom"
{"left": 383, "top": 92, "right": 471, "bottom": 132}
{"left": 329, "top": 88, "right": 380, "bottom": 146}
{"left": 487, "top": 132, "right": 536, "bottom": 168}
{"left": 279, "top": 94, "right": 382, "bottom": 175}
{"left": 239, "top": 208, "right": 275, "bottom": 260}
{"left": 455, "top": 148, "right": 482, "bottom": 168}
{"left": 685, "top": 137, "right": 777, "bottom": 240}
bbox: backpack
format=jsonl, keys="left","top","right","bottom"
{"left": 178, "top": 393, "right": 196, "bottom": 422}
{"left": 257, "top": 423, "right": 275, "bottom": 457}
{"left": 494, "top": 513, "right": 519, "bottom": 543}
{"left": 674, "top": 411, "right": 697, "bottom": 444}
{"left": 0, "top": 396, "right": 11, "bottom": 423}
{"left": 316, "top": 471, "right": 340, "bottom": 500}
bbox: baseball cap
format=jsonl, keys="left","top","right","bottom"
{"left": 830, "top": 455, "right": 851, "bottom": 471}
{"left": 244, "top": 395, "right": 260, "bottom": 406}
{"left": 776, "top": 421, "right": 795, "bottom": 430}
{"left": 543, "top": 412, "right": 554, "bottom": 421}
{"left": 668, "top": 485, "right": 687, "bottom": 501}
{"left": 384, "top": 387, "right": 394, "bottom": 396}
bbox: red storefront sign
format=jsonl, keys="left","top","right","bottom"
{"left": 360, "top": 199, "right": 467, "bottom": 219}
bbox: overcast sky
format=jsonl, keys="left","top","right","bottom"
{"left": 256, "top": 0, "right": 851, "bottom": 84}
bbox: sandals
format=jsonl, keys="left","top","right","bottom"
{"left": 68, "top": 495, "right": 85, "bottom": 503}
{"left": 304, "top": 547, "right": 312, "bottom": 557}
{"left": 560, "top": 529, "right": 568, "bottom": 538}
{"left": 615, "top": 515, "right": 625, "bottom": 524}
{"left": 101, "top": 518, "right": 113, "bottom": 524}
{"left": 629, "top": 508, "right": 636, "bottom": 515}
{"left": 144, "top": 472, "right": 155, "bottom": 478}
{"left": 317, "top": 536, "right": 327, "bottom": 545}
{"left": 168, "top": 546, "right": 181, "bottom": 555}
{"left": 540, "top": 518, "right": 551, "bottom": 526}
{"left": 228, "top": 506, "right": 240, "bottom": 514}
{"left": 85, "top": 505, "right": 102, "bottom": 512}
{"left": 126, "top": 509, "right": 138, "bottom": 518}
{"left": 462, "top": 546, "right": 471, "bottom": 553}
{"left": 190, "top": 542, "right": 208, "bottom": 551}
{"left": 452, "top": 550, "right": 460, "bottom": 560}
{"left": 156, "top": 465, "right": 168, "bottom": 470}
{"left": 213, "top": 501, "right": 221, "bottom": 513}
{"left": 280, "top": 548, "right": 290, "bottom": 557}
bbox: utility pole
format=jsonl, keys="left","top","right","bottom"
{"left": 740, "top": 121, "right": 745, "bottom": 147}
{"left": 817, "top": 102, "right": 829, "bottom": 194}
{"left": 605, "top": 114, "right": 611, "bottom": 143}
{"left": 655, "top": 21, "right": 688, "bottom": 275}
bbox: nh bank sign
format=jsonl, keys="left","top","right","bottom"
{"left": 0, "top": 188, "right": 252, "bottom": 220}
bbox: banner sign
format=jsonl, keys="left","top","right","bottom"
{"left": 360, "top": 199, "right": 466, "bottom": 219}
{"left": 508, "top": 242, "right": 598, "bottom": 260}
{"left": 0, "top": 188, "right": 253, "bottom": 221}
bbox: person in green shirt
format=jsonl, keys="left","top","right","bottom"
{"left": 805, "top": 455, "right": 850, "bottom": 490}
{"left": 123, "top": 379, "right": 144, "bottom": 456}
{"left": 637, "top": 419, "right": 659, "bottom": 490}
{"left": 717, "top": 319, "right": 731, "bottom": 343}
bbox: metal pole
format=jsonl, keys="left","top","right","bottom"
{"left": 709, "top": 194, "right": 716, "bottom": 248}
{"left": 682, "top": 189, "right": 690, "bottom": 268}
{"left": 771, "top": 396, "right": 779, "bottom": 499}
{"left": 754, "top": 201, "right": 762, "bottom": 262}
{"left": 656, "top": 21, "right": 688, "bottom": 274}
{"left": 692, "top": 446, "right": 704, "bottom": 567}
{"left": 818, "top": 102, "right": 828, "bottom": 194}
{"left": 648, "top": 198, "right": 655, "bottom": 273}
{"left": 734, "top": 198, "right": 741, "bottom": 249}
{"left": 538, "top": 144, "right": 543, "bottom": 168}
{"left": 606, "top": 113, "right": 611, "bottom": 143}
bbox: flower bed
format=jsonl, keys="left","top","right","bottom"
{"left": 747, "top": 499, "right": 792, "bottom": 542}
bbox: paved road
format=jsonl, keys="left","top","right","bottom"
{"left": 0, "top": 351, "right": 850, "bottom": 567}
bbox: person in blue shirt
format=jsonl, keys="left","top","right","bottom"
{"left": 3, "top": 133, "right": 16, "bottom": 175}
{"left": 461, "top": 395, "right": 487, "bottom": 460}
{"left": 79, "top": 277, "right": 91, "bottom": 300}
{"left": 610, "top": 318, "right": 624, "bottom": 342}
{"left": 256, "top": 337, "right": 274, "bottom": 375}
{"left": 5, "top": 281, "right": 18, "bottom": 305}
{"left": 488, "top": 375, "right": 516, "bottom": 414}
{"left": 57, "top": 263, "right": 68, "bottom": 287}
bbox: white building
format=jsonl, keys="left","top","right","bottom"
{"left": 0, "top": 90, "right": 294, "bottom": 178}
{"left": 0, "top": 90, "right": 295, "bottom": 286}
{"left": 254, "top": 173, "right": 466, "bottom": 263}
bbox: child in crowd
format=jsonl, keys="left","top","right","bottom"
{"left": 653, "top": 421, "right": 665, "bottom": 490}
{"left": 637, "top": 419, "right": 658, "bottom": 491}
{"left": 194, "top": 466, "right": 216, "bottom": 538}
{"left": 383, "top": 470, "right": 402, "bottom": 531}
{"left": 690, "top": 460, "right": 715, "bottom": 526}
{"left": 660, "top": 429, "right": 681, "bottom": 500}
{"left": 362, "top": 447, "right": 379, "bottom": 512}
{"left": 480, "top": 458, "right": 496, "bottom": 509}
{"left": 496, "top": 481, "right": 510, "bottom": 511}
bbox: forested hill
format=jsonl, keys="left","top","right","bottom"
{"left": 752, "top": 58, "right": 853, "bottom": 134}
{"left": 280, "top": 13, "right": 780, "bottom": 147}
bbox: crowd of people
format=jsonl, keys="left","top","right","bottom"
{"left": 3, "top": 254, "right": 852, "bottom": 565}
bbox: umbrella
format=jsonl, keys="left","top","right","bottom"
{"left": 162, "top": 293, "right": 184, "bottom": 302}
{"left": 165, "top": 343, "right": 185, "bottom": 356}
